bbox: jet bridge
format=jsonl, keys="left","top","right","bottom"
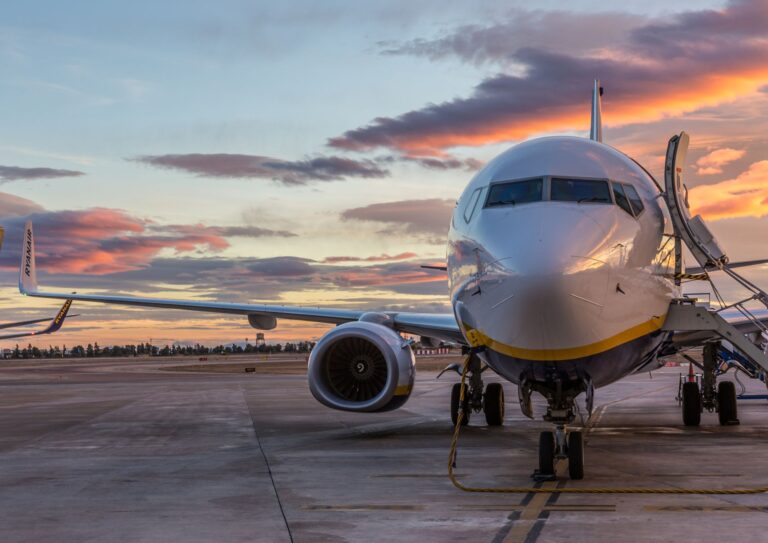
{"left": 663, "top": 132, "right": 768, "bottom": 379}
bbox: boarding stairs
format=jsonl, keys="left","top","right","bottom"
{"left": 661, "top": 132, "right": 768, "bottom": 377}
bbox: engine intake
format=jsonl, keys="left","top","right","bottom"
{"left": 308, "top": 321, "right": 415, "bottom": 412}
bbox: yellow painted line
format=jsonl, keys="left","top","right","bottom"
{"left": 464, "top": 315, "right": 666, "bottom": 361}
{"left": 503, "top": 464, "right": 567, "bottom": 543}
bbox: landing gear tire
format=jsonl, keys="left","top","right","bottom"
{"left": 483, "top": 383, "right": 505, "bottom": 426}
{"left": 538, "top": 431, "right": 555, "bottom": 476}
{"left": 717, "top": 381, "right": 739, "bottom": 425}
{"left": 682, "top": 381, "right": 701, "bottom": 427}
{"left": 451, "top": 383, "right": 470, "bottom": 426}
{"left": 567, "top": 431, "right": 584, "bottom": 480}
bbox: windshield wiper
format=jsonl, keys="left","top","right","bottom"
{"left": 489, "top": 199, "right": 516, "bottom": 207}
{"left": 577, "top": 197, "right": 609, "bottom": 203}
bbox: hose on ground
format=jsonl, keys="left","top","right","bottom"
{"left": 447, "top": 354, "right": 768, "bottom": 495}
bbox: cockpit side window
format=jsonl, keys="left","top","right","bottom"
{"left": 611, "top": 182, "right": 634, "bottom": 216}
{"left": 623, "top": 184, "right": 645, "bottom": 216}
{"left": 485, "top": 178, "right": 543, "bottom": 208}
{"left": 551, "top": 178, "right": 612, "bottom": 204}
{"left": 463, "top": 188, "right": 482, "bottom": 223}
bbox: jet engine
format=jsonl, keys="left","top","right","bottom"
{"left": 308, "top": 321, "right": 415, "bottom": 412}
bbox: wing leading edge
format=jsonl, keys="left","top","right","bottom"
{"left": 18, "top": 222, "right": 463, "bottom": 343}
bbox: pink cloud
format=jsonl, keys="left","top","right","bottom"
{"left": 695, "top": 148, "right": 746, "bottom": 175}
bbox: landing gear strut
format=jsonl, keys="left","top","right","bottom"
{"left": 448, "top": 351, "right": 505, "bottom": 427}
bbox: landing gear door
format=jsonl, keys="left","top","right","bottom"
{"left": 664, "top": 132, "right": 728, "bottom": 268}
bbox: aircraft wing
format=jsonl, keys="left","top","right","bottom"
{"left": 0, "top": 299, "right": 75, "bottom": 340}
{"left": 0, "top": 315, "right": 56, "bottom": 330}
{"left": 17, "top": 222, "right": 464, "bottom": 344}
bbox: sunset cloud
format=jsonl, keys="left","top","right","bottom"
{"left": 0, "top": 208, "right": 229, "bottom": 275}
{"left": 322, "top": 252, "right": 417, "bottom": 264}
{"left": 167, "top": 223, "right": 297, "bottom": 239}
{"left": 695, "top": 148, "right": 747, "bottom": 175}
{"left": 133, "top": 153, "right": 389, "bottom": 185}
{"left": 399, "top": 156, "right": 483, "bottom": 171}
{"left": 341, "top": 199, "right": 454, "bottom": 242}
{"left": 0, "top": 165, "right": 85, "bottom": 183}
{"left": 330, "top": 1, "right": 768, "bottom": 155}
{"left": 381, "top": 10, "right": 645, "bottom": 64}
{"left": 689, "top": 160, "right": 768, "bottom": 221}
{"left": 0, "top": 191, "right": 44, "bottom": 217}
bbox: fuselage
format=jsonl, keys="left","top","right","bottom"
{"left": 447, "top": 137, "right": 680, "bottom": 388}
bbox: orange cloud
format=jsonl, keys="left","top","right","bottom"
{"left": 330, "top": 2, "right": 768, "bottom": 155}
{"left": 0, "top": 206, "right": 231, "bottom": 275}
{"left": 695, "top": 148, "right": 746, "bottom": 175}
{"left": 689, "top": 160, "right": 768, "bottom": 221}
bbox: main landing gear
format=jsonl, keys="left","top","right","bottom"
{"left": 448, "top": 352, "right": 505, "bottom": 427}
{"left": 678, "top": 342, "right": 739, "bottom": 427}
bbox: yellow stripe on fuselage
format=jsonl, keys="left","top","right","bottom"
{"left": 464, "top": 314, "right": 666, "bottom": 361}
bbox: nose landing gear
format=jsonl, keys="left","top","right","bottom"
{"left": 537, "top": 427, "right": 585, "bottom": 481}
{"left": 534, "top": 377, "right": 587, "bottom": 480}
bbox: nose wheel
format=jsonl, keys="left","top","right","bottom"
{"left": 537, "top": 427, "right": 584, "bottom": 480}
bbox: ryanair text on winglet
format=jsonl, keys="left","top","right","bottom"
{"left": 24, "top": 229, "right": 32, "bottom": 278}
{"left": 54, "top": 300, "right": 71, "bottom": 325}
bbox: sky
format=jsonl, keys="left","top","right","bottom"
{"left": 1, "top": 0, "right": 767, "bottom": 347}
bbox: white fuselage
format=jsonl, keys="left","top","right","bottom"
{"left": 447, "top": 137, "right": 680, "bottom": 388}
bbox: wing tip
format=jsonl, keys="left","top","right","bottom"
{"left": 19, "top": 221, "right": 38, "bottom": 295}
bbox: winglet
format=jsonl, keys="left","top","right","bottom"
{"left": 19, "top": 221, "right": 38, "bottom": 294}
{"left": 590, "top": 79, "right": 603, "bottom": 143}
{"left": 0, "top": 300, "right": 74, "bottom": 340}
{"left": 46, "top": 299, "right": 73, "bottom": 333}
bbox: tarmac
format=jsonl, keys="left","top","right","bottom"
{"left": 1, "top": 353, "right": 768, "bottom": 542}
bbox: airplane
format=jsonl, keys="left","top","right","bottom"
{"left": 0, "top": 299, "right": 76, "bottom": 341}
{"left": 14, "top": 80, "right": 768, "bottom": 480}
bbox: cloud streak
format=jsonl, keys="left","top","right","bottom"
{"left": 341, "top": 199, "right": 454, "bottom": 242}
{"left": 330, "top": 1, "right": 768, "bottom": 155}
{"left": 381, "top": 10, "right": 645, "bottom": 65}
{"left": 322, "top": 252, "right": 417, "bottom": 263}
{"left": 0, "top": 165, "right": 85, "bottom": 182}
{"left": 134, "top": 153, "right": 389, "bottom": 185}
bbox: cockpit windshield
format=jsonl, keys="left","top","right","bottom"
{"left": 551, "top": 178, "right": 612, "bottom": 204}
{"left": 485, "top": 178, "right": 543, "bottom": 207}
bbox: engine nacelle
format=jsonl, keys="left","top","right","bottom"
{"left": 308, "top": 321, "right": 415, "bottom": 412}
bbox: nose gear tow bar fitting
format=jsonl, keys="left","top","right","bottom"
{"left": 448, "top": 354, "right": 768, "bottom": 495}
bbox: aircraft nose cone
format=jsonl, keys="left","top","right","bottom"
{"left": 467, "top": 204, "right": 618, "bottom": 356}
